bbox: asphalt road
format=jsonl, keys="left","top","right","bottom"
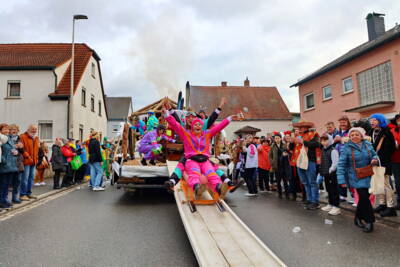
{"left": 1, "top": 186, "right": 400, "bottom": 267}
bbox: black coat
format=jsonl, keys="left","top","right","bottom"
{"left": 51, "top": 145, "right": 66, "bottom": 171}
{"left": 89, "top": 138, "right": 102, "bottom": 163}
{"left": 368, "top": 127, "right": 395, "bottom": 175}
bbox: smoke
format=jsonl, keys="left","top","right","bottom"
{"left": 132, "top": 8, "right": 194, "bottom": 99}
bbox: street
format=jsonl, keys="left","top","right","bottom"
{"left": 1, "top": 186, "right": 400, "bottom": 267}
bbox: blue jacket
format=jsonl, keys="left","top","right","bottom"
{"left": 0, "top": 137, "right": 18, "bottom": 174}
{"left": 337, "top": 141, "right": 378, "bottom": 188}
{"left": 77, "top": 145, "right": 88, "bottom": 164}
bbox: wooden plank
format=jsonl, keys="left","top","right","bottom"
{"left": 166, "top": 160, "right": 179, "bottom": 176}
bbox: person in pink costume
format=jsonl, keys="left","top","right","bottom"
{"left": 164, "top": 109, "right": 233, "bottom": 195}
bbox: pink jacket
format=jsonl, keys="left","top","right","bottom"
{"left": 166, "top": 114, "right": 231, "bottom": 159}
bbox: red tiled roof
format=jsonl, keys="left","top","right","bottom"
{"left": 0, "top": 43, "right": 96, "bottom": 95}
{"left": 189, "top": 85, "right": 292, "bottom": 120}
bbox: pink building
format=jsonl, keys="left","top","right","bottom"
{"left": 291, "top": 13, "right": 400, "bottom": 133}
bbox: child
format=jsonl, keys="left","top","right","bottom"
{"left": 138, "top": 125, "right": 174, "bottom": 165}
{"left": 320, "top": 134, "right": 341, "bottom": 215}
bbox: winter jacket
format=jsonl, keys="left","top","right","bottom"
{"left": 0, "top": 134, "right": 8, "bottom": 163}
{"left": 390, "top": 127, "right": 400, "bottom": 163}
{"left": 79, "top": 146, "right": 88, "bottom": 164}
{"left": 61, "top": 145, "right": 76, "bottom": 163}
{"left": 320, "top": 145, "right": 339, "bottom": 177}
{"left": 147, "top": 115, "right": 159, "bottom": 131}
{"left": 269, "top": 142, "right": 284, "bottom": 172}
{"left": 20, "top": 132, "right": 39, "bottom": 166}
{"left": 302, "top": 132, "right": 320, "bottom": 162}
{"left": 258, "top": 144, "right": 271, "bottom": 170}
{"left": 51, "top": 145, "right": 66, "bottom": 171}
{"left": 0, "top": 137, "right": 18, "bottom": 173}
{"left": 88, "top": 139, "right": 102, "bottom": 163}
{"left": 368, "top": 127, "right": 395, "bottom": 175}
{"left": 244, "top": 143, "right": 258, "bottom": 169}
{"left": 166, "top": 113, "right": 231, "bottom": 159}
{"left": 131, "top": 120, "right": 146, "bottom": 136}
{"left": 337, "top": 141, "right": 378, "bottom": 189}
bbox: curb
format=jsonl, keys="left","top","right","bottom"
{"left": 0, "top": 182, "right": 86, "bottom": 217}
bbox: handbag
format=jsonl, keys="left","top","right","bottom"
{"left": 351, "top": 148, "right": 373, "bottom": 179}
{"left": 70, "top": 155, "right": 83, "bottom": 170}
{"left": 296, "top": 146, "right": 309, "bottom": 170}
{"left": 369, "top": 165, "right": 386, "bottom": 195}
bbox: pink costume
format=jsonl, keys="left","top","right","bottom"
{"left": 165, "top": 113, "right": 231, "bottom": 191}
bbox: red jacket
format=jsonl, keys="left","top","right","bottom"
{"left": 391, "top": 128, "right": 400, "bottom": 163}
{"left": 258, "top": 144, "right": 271, "bottom": 170}
{"left": 20, "top": 132, "right": 39, "bottom": 166}
{"left": 61, "top": 145, "right": 76, "bottom": 163}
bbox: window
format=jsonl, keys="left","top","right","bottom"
{"left": 322, "top": 85, "right": 332, "bottom": 100}
{"left": 342, "top": 77, "right": 353, "bottom": 93}
{"left": 98, "top": 101, "right": 102, "bottom": 116}
{"left": 81, "top": 88, "right": 86, "bottom": 106}
{"left": 112, "top": 124, "right": 119, "bottom": 133}
{"left": 304, "top": 93, "right": 315, "bottom": 110}
{"left": 7, "top": 81, "right": 21, "bottom": 97}
{"left": 38, "top": 121, "right": 53, "bottom": 140}
{"left": 91, "top": 62, "right": 96, "bottom": 78}
{"left": 91, "top": 95, "right": 95, "bottom": 112}
{"left": 79, "top": 124, "right": 84, "bottom": 142}
{"left": 357, "top": 61, "right": 394, "bottom": 106}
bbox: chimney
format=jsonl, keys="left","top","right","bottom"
{"left": 366, "top": 12, "right": 385, "bottom": 41}
{"left": 221, "top": 81, "right": 227, "bottom": 87}
{"left": 244, "top": 76, "right": 250, "bottom": 87}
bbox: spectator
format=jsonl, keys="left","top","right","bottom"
{"left": 293, "top": 120, "right": 321, "bottom": 210}
{"left": 390, "top": 113, "right": 400, "bottom": 210}
{"left": 257, "top": 139, "right": 271, "bottom": 192}
{"left": 89, "top": 131, "right": 105, "bottom": 191}
{"left": 337, "top": 127, "right": 378, "bottom": 233}
{"left": 269, "top": 132, "right": 289, "bottom": 199}
{"left": 75, "top": 140, "right": 88, "bottom": 184}
{"left": 368, "top": 113, "right": 397, "bottom": 217}
{"left": 289, "top": 129, "right": 306, "bottom": 202}
{"left": 325, "top": 121, "right": 339, "bottom": 141}
{"left": 0, "top": 123, "right": 19, "bottom": 208}
{"left": 243, "top": 134, "right": 258, "bottom": 197}
{"left": 319, "top": 134, "right": 341, "bottom": 215}
{"left": 51, "top": 138, "right": 65, "bottom": 189}
{"left": 34, "top": 141, "right": 49, "bottom": 186}
{"left": 9, "top": 124, "right": 24, "bottom": 203}
{"left": 20, "top": 125, "right": 39, "bottom": 201}
{"left": 61, "top": 138, "right": 76, "bottom": 187}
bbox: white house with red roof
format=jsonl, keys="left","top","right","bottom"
{"left": 0, "top": 43, "right": 108, "bottom": 142}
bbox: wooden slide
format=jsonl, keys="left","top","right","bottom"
{"left": 167, "top": 161, "right": 286, "bottom": 267}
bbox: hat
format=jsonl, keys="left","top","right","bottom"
{"left": 272, "top": 131, "right": 282, "bottom": 138}
{"left": 191, "top": 118, "right": 204, "bottom": 129}
{"left": 349, "top": 127, "right": 366, "bottom": 138}
{"left": 283, "top": 130, "right": 292, "bottom": 136}
{"left": 369, "top": 113, "right": 388, "bottom": 128}
{"left": 293, "top": 119, "right": 314, "bottom": 128}
{"left": 148, "top": 110, "right": 155, "bottom": 115}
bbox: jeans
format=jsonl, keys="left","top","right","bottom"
{"left": 258, "top": 168, "right": 270, "bottom": 191}
{"left": 243, "top": 168, "right": 257, "bottom": 194}
{"left": 20, "top": 165, "right": 35, "bottom": 196}
{"left": 11, "top": 172, "right": 21, "bottom": 201}
{"left": 0, "top": 173, "right": 12, "bottom": 204}
{"left": 392, "top": 162, "right": 400, "bottom": 203}
{"left": 90, "top": 162, "right": 103, "bottom": 188}
{"left": 298, "top": 161, "right": 319, "bottom": 203}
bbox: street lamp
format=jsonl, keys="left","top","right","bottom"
{"left": 69, "top": 14, "right": 88, "bottom": 139}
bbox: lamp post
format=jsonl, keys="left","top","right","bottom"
{"left": 69, "top": 14, "right": 88, "bottom": 139}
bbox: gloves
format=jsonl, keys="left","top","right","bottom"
{"left": 152, "top": 146, "right": 162, "bottom": 155}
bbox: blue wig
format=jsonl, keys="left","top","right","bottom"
{"left": 369, "top": 113, "right": 388, "bottom": 128}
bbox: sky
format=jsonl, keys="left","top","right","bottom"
{"left": 1, "top": 0, "right": 400, "bottom": 111}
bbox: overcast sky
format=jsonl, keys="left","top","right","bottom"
{"left": 1, "top": 0, "right": 400, "bottom": 111}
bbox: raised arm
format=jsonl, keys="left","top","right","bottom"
{"left": 164, "top": 110, "right": 186, "bottom": 138}
{"left": 209, "top": 116, "right": 232, "bottom": 137}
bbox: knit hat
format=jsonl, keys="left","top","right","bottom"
{"left": 369, "top": 113, "right": 388, "bottom": 128}
{"left": 349, "top": 127, "right": 366, "bottom": 138}
{"left": 191, "top": 118, "right": 204, "bottom": 129}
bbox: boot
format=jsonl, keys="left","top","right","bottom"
{"left": 149, "top": 159, "right": 156, "bottom": 165}
{"left": 164, "top": 180, "right": 175, "bottom": 193}
{"left": 379, "top": 207, "right": 397, "bottom": 217}
{"left": 140, "top": 158, "right": 147, "bottom": 166}
{"left": 194, "top": 184, "right": 206, "bottom": 199}
{"left": 374, "top": 205, "right": 386, "bottom": 213}
{"left": 354, "top": 217, "right": 365, "bottom": 228}
{"left": 363, "top": 223, "right": 374, "bottom": 233}
{"left": 216, "top": 183, "right": 229, "bottom": 199}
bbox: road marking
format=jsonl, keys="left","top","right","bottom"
{"left": 0, "top": 186, "right": 81, "bottom": 222}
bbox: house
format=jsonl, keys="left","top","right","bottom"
{"left": 291, "top": 13, "right": 400, "bottom": 132}
{"left": 187, "top": 78, "right": 293, "bottom": 140}
{"left": 0, "top": 43, "right": 108, "bottom": 142}
{"left": 105, "top": 96, "right": 133, "bottom": 139}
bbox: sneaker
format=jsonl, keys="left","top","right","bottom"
{"left": 27, "top": 195, "right": 38, "bottom": 199}
{"left": 34, "top": 183, "right": 41, "bottom": 186}
{"left": 244, "top": 193, "right": 256, "bottom": 197}
{"left": 40, "top": 182, "right": 46, "bottom": 186}
{"left": 347, "top": 198, "right": 354, "bottom": 204}
{"left": 321, "top": 204, "right": 333, "bottom": 212}
{"left": 96, "top": 187, "right": 105, "bottom": 191}
{"left": 379, "top": 207, "right": 397, "bottom": 217}
{"left": 339, "top": 196, "right": 347, "bottom": 202}
{"left": 352, "top": 203, "right": 357, "bottom": 207}
{"left": 306, "top": 203, "right": 320, "bottom": 210}
{"left": 328, "top": 207, "right": 341, "bottom": 215}
{"left": 12, "top": 199, "right": 22, "bottom": 204}
{"left": 20, "top": 196, "right": 30, "bottom": 201}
